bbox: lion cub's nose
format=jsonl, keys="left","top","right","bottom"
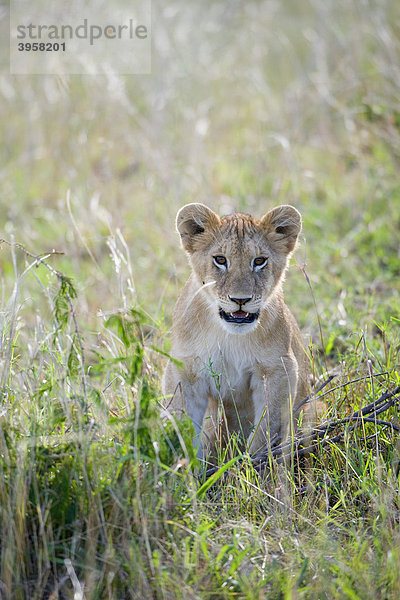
{"left": 228, "top": 295, "right": 252, "bottom": 306}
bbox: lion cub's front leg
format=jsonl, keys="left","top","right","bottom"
{"left": 248, "top": 355, "right": 299, "bottom": 454}
{"left": 163, "top": 360, "right": 209, "bottom": 458}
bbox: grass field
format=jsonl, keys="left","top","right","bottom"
{"left": 1, "top": 0, "right": 400, "bottom": 597}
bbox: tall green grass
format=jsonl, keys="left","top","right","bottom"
{"left": 0, "top": 234, "right": 399, "bottom": 599}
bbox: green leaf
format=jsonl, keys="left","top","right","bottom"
{"left": 196, "top": 456, "right": 241, "bottom": 499}
{"left": 149, "top": 344, "right": 183, "bottom": 367}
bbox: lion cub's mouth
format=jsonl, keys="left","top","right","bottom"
{"left": 219, "top": 308, "right": 259, "bottom": 324}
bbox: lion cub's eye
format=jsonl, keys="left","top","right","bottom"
{"left": 213, "top": 255, "right": 228, "bottom": 268}
{"left": 252, "top": 256, "right": 267, "bottom": 270}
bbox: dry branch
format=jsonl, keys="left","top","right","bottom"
{"left": 204, "top": 378, "right": 400, "bottom": 479}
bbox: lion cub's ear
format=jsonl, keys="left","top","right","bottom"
{"left": 260, "top": 205, "right": 302, "bottom": 254}
{"left": 176, "top": 203, "right": 220, "bottom": 253}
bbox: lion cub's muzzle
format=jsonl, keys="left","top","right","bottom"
{"left": 219, "top": 294, "right": 260, "bottom": 325}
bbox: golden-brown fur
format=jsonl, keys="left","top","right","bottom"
{"left": 163, "top": 203, "right": 310, "bottom": 460}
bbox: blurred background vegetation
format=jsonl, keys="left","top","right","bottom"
{"left": 1, "top": 0, "right": 400, "bottom": 341}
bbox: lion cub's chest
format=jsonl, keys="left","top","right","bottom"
{"left": 197, "top": 338, "right": 256, "bottom": 436}
{"left": 200, "top": 336, "right": 256, "bottom": 404}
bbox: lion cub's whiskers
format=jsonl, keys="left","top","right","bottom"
{"left": 187, "top": 280, "right": 216, "bottom": 305}
{"left": 175, "top": 280, "right": 216, "bottom": 323}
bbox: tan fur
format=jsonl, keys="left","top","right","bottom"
{"left": 163, "top": 203, "right": 310, "bottom": 460}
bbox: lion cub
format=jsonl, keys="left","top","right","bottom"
{"left": 163, "top": 203, "right": 309, "bottom": 459}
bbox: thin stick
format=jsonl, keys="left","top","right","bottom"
{"left": 0, "top": 238, "right": 87, "bottom": 402}
{"left": 204, "top": 384, "right": 400, "bottom": 480}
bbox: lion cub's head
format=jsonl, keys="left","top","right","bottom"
{"left": 176, "top": 203, "right": 302, "bottom": 334}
